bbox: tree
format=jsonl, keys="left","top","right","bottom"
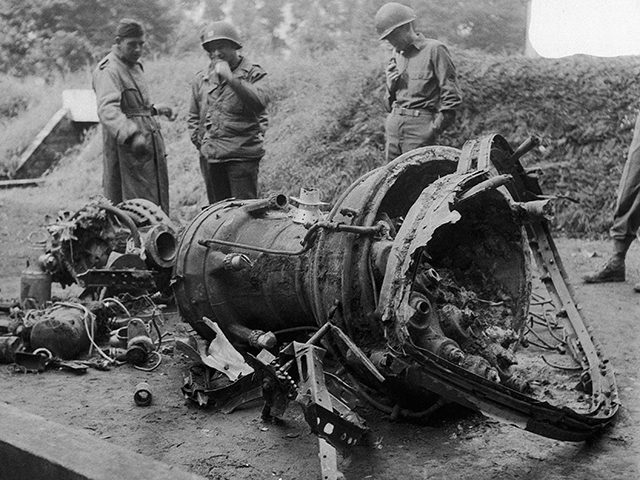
{"left": 274, "top": 0, "right": 527, "bottom": 55}
{"left": 0, "top": 0, "right": 181, "bottom": 76}
{"left": 287, "top": 0, "right": 378, "bottom": 53}
{"left": 410, "top": 0, "right": 528, "bottom": 54}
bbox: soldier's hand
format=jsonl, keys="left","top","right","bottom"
{"left": 130, "top": 132, "right": 150, "bottom": 158}
{"left": 214, "top": 60, "right": 233, "bottom": 81}
{"left": 154, "top": 104, "right": 177, "bottom": 121}
{"left": 385, "top": 59, "right": 400, "bottom": 90}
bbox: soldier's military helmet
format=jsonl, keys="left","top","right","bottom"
{"left": 374, "top": 2, "right": 417, "bottom": 40}
{"left": 201, "top": 21, "right": 243, "bottom": 49}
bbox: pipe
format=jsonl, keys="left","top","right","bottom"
{"left": 454, "top": 174, "right": 513, "bottom": 204}
{"left": 508, "top": 136, "right": 540, "bottom": 164}
{"left": 243, "top": 194, "right": 289, "bottom": 215}
{"left": 92, "top": 203, "right": 142, "bottom": 249}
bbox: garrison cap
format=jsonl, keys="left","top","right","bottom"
{"left": 116, "top": 18, "right": 144, "bottom": 38}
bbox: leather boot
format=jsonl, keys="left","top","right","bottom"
{"left": 583, "top": 254, "right": 625, "bottom": 283}
{"left": 583, "top": 238, "right": 632, "bottom": 283}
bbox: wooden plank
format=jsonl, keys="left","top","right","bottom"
{"left": 0, "top": 178, "right": 46, "bottom": 189}
{"left": 0, "top": 402, "right": 206, "bottom": 480}
{"left": 13, "top": 108, "right": 91, "bottom": 180}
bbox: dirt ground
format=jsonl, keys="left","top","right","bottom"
{"left": 0, "top": 189, "right": 639, "bottom": 480}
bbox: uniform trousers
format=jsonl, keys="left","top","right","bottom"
{"left": 385, "top": 110, "right": 438, "bottom": 162}
{"left": 611, "top": 113, "right": 640, "bottom": 242}
{"left": 199, "top": 157, "right": 260, "bottom": 204}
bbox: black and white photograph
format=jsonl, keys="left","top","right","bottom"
{"left": 0, "top": 1, "right": 638, "bottom": 479}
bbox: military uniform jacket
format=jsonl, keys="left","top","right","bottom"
{"left": 92, "top": 48, "right": 169, "bottom": 213}
{"left": 188, "top": 56, "right": 269, "bottom": 162}
{"left": 386, "top": 34, "right": 462, "bottom": 114}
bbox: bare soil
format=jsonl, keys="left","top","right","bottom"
{"left": 0, "top": 189, "right": 639, "bottom": 480}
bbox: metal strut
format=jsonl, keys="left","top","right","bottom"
{"left": 462, "top": 133, "right": 619, "bottom": 421}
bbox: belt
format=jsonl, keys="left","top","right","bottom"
{"left": 124, "top": 107, "right": 154, "bottom": 117}
{"left": 391, "top": 106, "right": 435, "bottom": 117}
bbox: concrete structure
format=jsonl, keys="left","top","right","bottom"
{"left": 13, "top": 89, "right": 98, "bottom": 180}
{"left": 0, "top": 401, "right": 206, "bottom": 480}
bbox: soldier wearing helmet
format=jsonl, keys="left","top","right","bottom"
{"left": 375, "top": 2, "right": 462, "bottom": 161}
{"left": 187, "top": 20, "right": 270, "bottom": 203}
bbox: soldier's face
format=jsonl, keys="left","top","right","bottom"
{"left": 204, "top": 40, "right": 239, "bottom": 67}
{"left": 116, "top": 35, "right": 145, "bottom": 63}
{"left": 385, "top": 25, "right": 411, "bottom": 51}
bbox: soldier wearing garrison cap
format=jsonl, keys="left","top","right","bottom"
{"left": 92, "top": 18, "right": 176, "bottom": 214}
{"left": 187, "top": 20, "right": 269, "bottom": 203}
{"left": 375, "top": 2, "right": 462, "bottom": 162}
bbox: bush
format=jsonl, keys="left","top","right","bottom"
{"left": 5, "top": 47, "right": 640, "bottom": 238}
{"left": 443, "top": 50, "right": 640, "bottom": 237}
{"left": 260, "top": 47, "right": 388, "bottom": 201}
{"left": 262, "top": 48, "right": 640, "bottom": 238}
{"left": 0, "top": 75, "right": 31, "bottom": 120}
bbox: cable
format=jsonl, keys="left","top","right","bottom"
{"left": 198, "top": 221, "right": 386, "bottom": 256}
{"left": 54, "top": 302, "right": 114, "bottom": 363}
{"left": 199, "top": 237, "right": 313, "bottom": 256}
{"left": 133, "top": 350, "right": 162, "bottom": 371}
{"left": 272, "top": 326, "right": 319, "bottom": 336}
{"left": 542, "top": 310, "right": 566, "bottom": 344}
{"left": 137, "top": 294, "right": 164, "bottom": 350}
{"left": 150, "top": 311, "right": 163, "bottom": 350}
{"left": 541, "top": 355, "right": 581, "bottom": 371}
{"left": 101, "top": 297, "right": 131, "bottom": 317}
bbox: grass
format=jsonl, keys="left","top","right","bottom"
{"left": 0, "top": 72, "right": 91, "bottom": 176}
{"left": 3, "top": 47, "right": 640, "bottom": 236}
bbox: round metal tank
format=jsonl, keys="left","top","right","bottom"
{"left": 173, "top": 195, "right": 315, "bottom": 341}
{"left": 173, "top": 147, "right": 463, "bottom": 344}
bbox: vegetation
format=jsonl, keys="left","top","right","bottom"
{"left": 0, "top": 0, "right": 180, "bottom": 77}
{"left": 1, "top": 1, "right": 638, "bottom": 238}
{"left": 0, "top": 0, "right": 528, "bottom": 76}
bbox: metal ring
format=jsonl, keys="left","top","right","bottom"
{"left": 32, "top": 348, "right": 53, "bottom": 360}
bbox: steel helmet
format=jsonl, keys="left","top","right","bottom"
{"left": 375, "top": 2, "right": 417, "bottom": 40}
{"left": 201, "top": 21, "right": 242, "bottom": 49}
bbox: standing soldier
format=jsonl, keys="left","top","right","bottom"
{"left": 188, "top": 21, "right": 269, "bottom": 204}
{"left": 92, "top": 18, "right": 175, "bottom": 214}
{"left": 583, "top": 110, "right": 640, "bottom": 291}
{"left": 375, "top": 2, "right": 462, "bottom": 162}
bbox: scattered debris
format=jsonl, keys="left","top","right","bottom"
{"left": 172, "top": 134, "right": 618, "bottom": 478}
{"left": 0, "top": 293, "right": 170, "bottom": 375}
{"left": 0, "top": 134, "right": 622, "bottom": 480}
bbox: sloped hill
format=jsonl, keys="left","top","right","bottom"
{"left": 4, "top": 49, "right": 640, "bottom": 236}
{"left": 262, "top": 48, "right": 640, "bottom": 237}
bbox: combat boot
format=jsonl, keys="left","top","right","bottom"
{"left": 583, "top": 254, "right": 625, "bottom": 283}
{"left": 583, "top": 237, "right": 633, "bottom": 284}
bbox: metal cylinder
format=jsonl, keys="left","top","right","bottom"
{"left": 173, "top": 201, "right": 315, "bottom": 341}
{"left": 173, "top": 147, "right": 471, "bottom": 345}
{"left": 141, "top": 224, "right": 178, "bottom": 269}
{"left": 134, "top": 382, "right": 152, "bottom": 406}
{"left": 20, "top": 261, "right": 51, "bottom": 307}
{"left": 173, "top": 145, "right": 530, "bottom": 362}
